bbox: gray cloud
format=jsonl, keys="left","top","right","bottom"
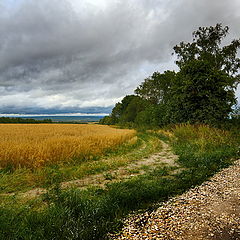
{"left": 0, "top": 0, "right": 239, "bottom": 114}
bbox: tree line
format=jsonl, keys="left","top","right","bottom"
{"left": 100, "top": 24, "right": 240, "bottom": 127}
{"left": 0, "top": 117, "right": 52, "bottom": 124}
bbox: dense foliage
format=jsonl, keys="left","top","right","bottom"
{"left": 100, "top": 24, "right": 240, "bottom": 127}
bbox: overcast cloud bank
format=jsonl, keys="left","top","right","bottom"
{"left": 0, "top": 0, "right": 239, "bottom": 114}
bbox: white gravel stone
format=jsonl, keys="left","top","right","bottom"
{"left": 111, "top": 159, "right": 240, "bottom": 240}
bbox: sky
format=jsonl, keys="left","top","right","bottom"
{"left": 0, "top": 0, "right": 240, "bottom": 114}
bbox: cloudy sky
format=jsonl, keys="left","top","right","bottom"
{"left": 0, "top": 0, "right": 240, "bottom": 114}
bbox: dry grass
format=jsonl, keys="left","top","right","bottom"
{"left": 0, "top": 124, "right": 136, "bottom": 168}
{"left": 172, "top": 124, "right": 232, "bottom": 150}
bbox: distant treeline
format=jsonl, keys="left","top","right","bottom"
{"left": 0, "top": 117, "right": 52, "bottom": 124}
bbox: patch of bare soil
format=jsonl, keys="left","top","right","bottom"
{"left": 61, "top": 140, "right": 179, "bottom": 189}
{"left": 113, "top": 159, "right": 240, "bottom": 240}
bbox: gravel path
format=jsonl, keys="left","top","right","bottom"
{"left": 113, "top": 160, "right": 240, "bottom": 240}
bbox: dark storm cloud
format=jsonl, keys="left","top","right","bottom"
{"left": 0, "top": 0, "right": 239, "bottom": 113}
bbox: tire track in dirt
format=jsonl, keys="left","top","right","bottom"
{"left": 1, "top": 140, "right": 179, "bottom": 199}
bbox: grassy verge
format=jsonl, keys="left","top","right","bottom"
{"left": 0, "top": 125, "right": 239, "bottom": 240}
{"left": 171, "top": 124, "right": 239, "bottom": 181}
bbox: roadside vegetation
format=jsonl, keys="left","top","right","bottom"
{"left": 0, "top": 124, "right": 239, "bottom": 240}
{"left": 0, "top": 24, "right": 240, "bottom": 239}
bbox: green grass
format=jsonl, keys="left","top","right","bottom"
{"left": 172, "top": 124, "right": 239, "bottom": 169}
{"left": 0, "top": 124, "right": 239, "bottom": 240}
{"left": 0, "top": 169, "right": 177, "bottom": 240}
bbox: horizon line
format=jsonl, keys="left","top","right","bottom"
{"left": 0, "top": 113, "right": 109, "bottom": 117}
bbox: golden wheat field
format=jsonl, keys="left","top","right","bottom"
{"left": 0, "top": 124, "right": 136, "bottom": 168}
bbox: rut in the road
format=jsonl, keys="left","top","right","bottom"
{"left": 5, "top": 140, "right": 179, "bottom": 199}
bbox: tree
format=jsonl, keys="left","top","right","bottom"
{"left": 169, "top": 24, "right": 240, "bottom": 124}
{"left": 100, "top": 95, "right": 147, "bottom": 125}
{"left": 135, "top": 103, "right": 168, "bottom": 127}
{"left": 135, "top": 71, "right": 176, "bottom": 104}
{"left": 167, "top": 60, "right": 237, "bottom": 123}
{"left": 99, "top": 116, "right": 115, "bottom": 125}
{"left": 174, "top": 23, "right": 240, "bottom": 77}
{"left": 118, "top": 96, "right": 146, "bottom": 124}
